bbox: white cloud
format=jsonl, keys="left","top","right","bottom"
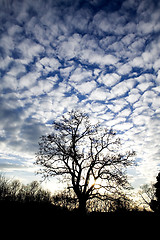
{"left": 110, "top": 80, "right": 132, "bottom": 98}
{"left": 99, "top": 35, "right": 117, "bottom": 49}
{"left": 69, "top": 66, "right": 92, "bottom": 83}
{"left": 1, "top": 92, "right": 24, "bottom": 111}
{"left": 131, "top": 56, "right": 145, "bottom": 68}
{"left": 8, "top": 24, "right": 23, "bottom": 36}
{"left": 122, "top": 0, "right": 139, "bottom": 10}
{"left": 107, "top": 98, "right": 128, "bottom": 113}
{"left": 129, "top": 38, "right": 146, "bottom": 52}
{"left": 152, "top": 96, "right": 160, "bottom": 110}
{"left": 58, "top": 33, "right": 82, "bottom": 60}
{"left": 19, "top": 71, "right": 41, "bottom": 89}
{"left": 98, "top": 54, "right": 118, "bottom": 65}
{"left": 136, "top": 73, "right": 156, "bottom": 83}
{"left": 132, "top": 105, "right": 148, "bottom": 116}
{"left": 89, "top": 87, "right": 109, "bottom": 101}
{"left": 132, "top": 114, "right": 150, "bottom": 126}
{"left": 97, "top": 72, "right": 121, "bottom": 87}
{"left": 117, "top": 63, "right": 132, "bottom": 75}
{"left": 2, "top": 74, "right": 18, "bottom": 91}
{"left": 137, "top": 82, "right": 153, "bottom": 92}
{"left": 153, "top": 59, "right": 160, "bottom": 72}
{"left": 121, "top": 33, "right": 135, "bottom": 46}
{"left": 0, "top": 34, "right": 14, "bottom": 55}
{"left": 107, "top": 117, "right": 126, "bottom": 128}
{"left": 38, "top": 77, "right": 57, "bottom": 93}
{"left": 70, "top": 8, "right": 91, "bottom": 32}
{"left": 74, "top": 80, "right": 97, "bottom": 95}
{"left": 114, "top": 121, "right": 133, "bottom": 131}
{"left": 17, "top": 39, "right": 44, "bottom": 64}
{"left": 142, "top": 51, "right": 154, "bottom": 64}
{"left": 142, "top": 39, "right": 160, "bottom": 69}
{"left": 141, "top": 90, "right": 157, "bottom": 105}
{"left": 126, "top": 89, "right": 141, "bottom": 104}
{"left": 87, "top": 52, "right": 118, "bottom": 66}
{"left": 117, "top": 107, "right": 131, "bottom": 118}
{"left": 39, "top": 57, "right": 60, "bottom": 73}
{"left": 0, "top": 56, "right": 12, "bottom": 70}
{"left": 91, "top": 10, "right": 111, "bottom": 33}
{"left": 129, "top": 115, "right": 160, "bottom": 183}
{"left": 87, "top": 102, "right": 106, "bottom": 113}
{"left": 138, "top": 21, "right": 154, "bottom": 35}
{"left": 60, "top": 65, "right": 75, "bottom": 78}
{"left": 7, "top": 63, "right": 26, "bottom": 78}
{"left": 153, "top": 86, "right": 160, "bottom": 93}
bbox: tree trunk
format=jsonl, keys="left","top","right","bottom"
{"left": 78, "top": 197, "right": 87, "bottom": 215}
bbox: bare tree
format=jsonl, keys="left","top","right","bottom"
{"left": 139, "top": 184, "right": 156, "bottom": 210}
{"left": 35, "top": 111, "right": 135, "bottom": 213}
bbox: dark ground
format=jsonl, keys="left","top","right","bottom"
{"left": 1, "top": 200, "right": 159, "bottom": 218}
{"left": 1, "top": 201, "right": 159, "bottom": 237}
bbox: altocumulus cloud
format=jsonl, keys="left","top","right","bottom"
{"left": 0, "top": 0, "right": 160, "bottom": 190}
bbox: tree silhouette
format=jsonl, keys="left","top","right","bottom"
{"left": 139, "top": 183, "right": 156, "bottom": 210}
{"left": 150, "top": 172, "right": 160, "bottom": 213}
{"left": 35, "top": 111, "right": 135, "bottom": 213}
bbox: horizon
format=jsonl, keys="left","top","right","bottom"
{"left": 0, "top": 0, "right": 160, "bottom": 194}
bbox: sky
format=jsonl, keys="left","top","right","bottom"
{"left": 0, "top": 0, "right": 160, "bottom": 192}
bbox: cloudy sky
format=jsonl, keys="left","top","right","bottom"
{"left": 0, "top": 0, "right": 160, "bottom": 191}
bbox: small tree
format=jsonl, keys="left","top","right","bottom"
{"left": 139, "top": 183, "right": 156, "bottom": 210}
{"left": 35, "top": 111, "right": 135, "bottom": 213}
{"left": 150, "top": 172, "right": 160, "bottom": 213}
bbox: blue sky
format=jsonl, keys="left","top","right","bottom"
{"left": 0, "top": 0, "right": 160, "bottom": 191}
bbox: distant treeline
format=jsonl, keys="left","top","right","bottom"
{"left": 0, "top": 175, "right": 51, "bottom": 204}
{"left": 0, "top": 174, "right": 135, "bottom": 212}
{"left": 0, "top": 174, "right": 72, "bottom": 217}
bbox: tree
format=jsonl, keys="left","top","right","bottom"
{"left": 35, "top": 111, "right": 135, "bottom": 213}
{"left": 150, "top": 172, "right": 160, "bottom": 213}
{"left": 139, "top": 183, "right": 156, "bottom": 210}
